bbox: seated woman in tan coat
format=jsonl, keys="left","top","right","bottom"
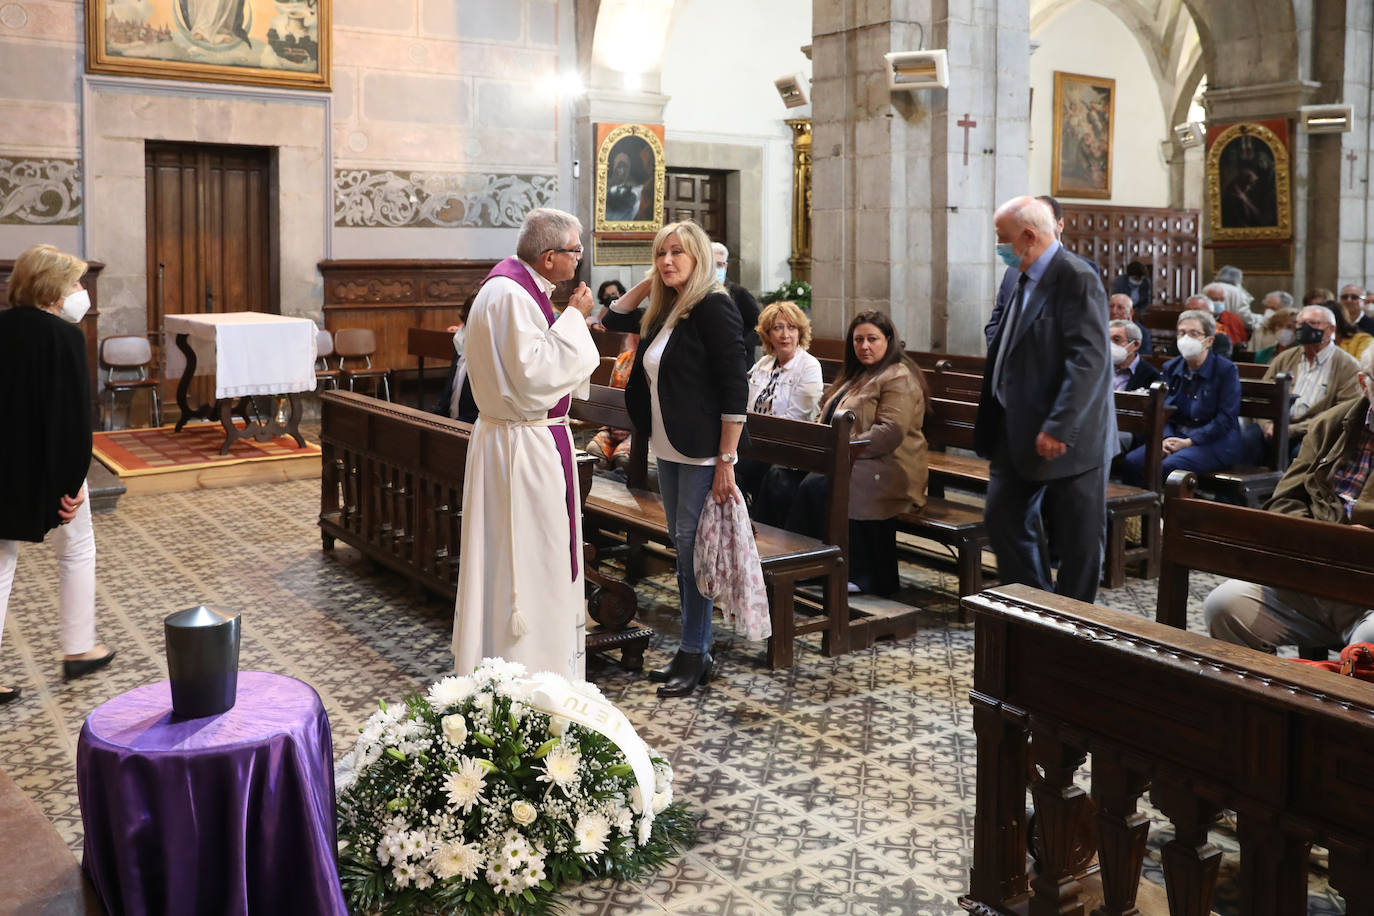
{"left": 782, "top": 310, "right": 928, "bottom": 596}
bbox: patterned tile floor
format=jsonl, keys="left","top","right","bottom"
{"left": 0, "top": 478, "right": 1344, "bottom": 914}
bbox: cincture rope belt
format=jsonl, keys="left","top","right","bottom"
{"left": 477, "top": 413, "right": 574, "bottom": 639}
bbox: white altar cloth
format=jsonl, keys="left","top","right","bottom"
{"left": 164, "top": 313, "right": 317, "bottom": 399}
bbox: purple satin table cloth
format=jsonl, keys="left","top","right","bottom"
{"left": 77, "top": 671, "right": 348, "bottom": 916}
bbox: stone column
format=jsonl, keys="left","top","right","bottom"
{"left": 809, "top": 0, "right": 1030, "bottom": 354}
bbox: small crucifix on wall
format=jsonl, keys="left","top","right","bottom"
{"left": 958, "top": 114, "right": 977, "bottom": 166}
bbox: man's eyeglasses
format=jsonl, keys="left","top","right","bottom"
{"left": 545, "top": 246, "right": 584, "bottom": 256}
{"left": 1341, "top": 293, "right": 1364, "bottom": 300}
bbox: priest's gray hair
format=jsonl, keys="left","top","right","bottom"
{"left": 516, "top": 208, "right": 583, "bottom": 263}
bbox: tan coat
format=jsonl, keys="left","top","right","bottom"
{"left": 820, "top": 362, "right": 928, "bottom": 519}
{"left": 1267, "top": 396, "right": 1374, "bottom": 525}
{"left": 1265, "top": 344, "right": 1361, "bottom": 438}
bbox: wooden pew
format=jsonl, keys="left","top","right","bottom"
{"left": 1155, "top": 469, "right": 1374, "bottom": 632}
{"left": 1198, "top": 373, "right": 1291, "bottom": 507}
{"left": 590, "top": 327, "right": 632, "bottom": 358}
{"left": 570, "top": 384, "right": 903, "bottom": 668}
{"left": 318, "top": 390, "right": 652, "bottom": 668}
{"left": 918, "top": 366, "right": 1170, "bottom": 589}
{"left": 1139, "top": 304, "right": 1186, "bottom": 356}
{"left": 406, "top": 326, "right": 457, "bottom": 413}
{"left": 964, "top": 582, "right": 1374, "bottom": 916}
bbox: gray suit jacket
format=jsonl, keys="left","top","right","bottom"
{"left": 975, "top": 246, "right": 1115, "bottom": 481}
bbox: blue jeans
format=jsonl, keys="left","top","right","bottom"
{"left": 657, "top": 459, "right": 716, "bottom": 654}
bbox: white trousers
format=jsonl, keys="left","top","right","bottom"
{"left": 0, "top": 482, "right": 97, "bottom": 658}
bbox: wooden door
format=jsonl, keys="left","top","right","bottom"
{"left": 146, "top": 141, "right": 275, "bottom": 407}
{"left": 665, "top": 168, "right": 730, "bottom": 274}
{"left": 145, "top": 141, "right": 275, "bottom": 330}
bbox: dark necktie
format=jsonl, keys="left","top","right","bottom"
{"left": 992, "top": 273, "right": 1029, "bottom": 403}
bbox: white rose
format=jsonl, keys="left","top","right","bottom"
{"left": 510, "top": 800, "right": 538, "bottom": 826}
{"left": 548, "top": 715, "right": 568, "bottom": 737}
{"left": 441, "top": 714, "right": 468, "bottom": 746}
{"left": 651, "top": 788, "right": 671, "bottom": 813}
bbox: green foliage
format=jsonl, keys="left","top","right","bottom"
{"left": 759, "top": 278, "right": 812, "bottom": 313}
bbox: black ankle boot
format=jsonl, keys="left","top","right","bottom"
{"left": 656, "top": 651, "right": 713, "bottom": 698}
{"left": 647, "top": 651, "right": 687, "bottom": 683}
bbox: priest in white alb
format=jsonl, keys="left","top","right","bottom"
{"left": 452, "top": 208, "right": 600, "bottom": 679}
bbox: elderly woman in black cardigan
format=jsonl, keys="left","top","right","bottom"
{"left": 601, "top": 219, "right": 750, "bottom": 697}
{"left": 0, "top": 245, "right": 116, "bottom": 704}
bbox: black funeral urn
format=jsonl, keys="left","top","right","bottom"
{"left": 164, "top": 605, "right": 241, "bottom": 718}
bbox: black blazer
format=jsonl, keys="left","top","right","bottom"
{"left": 726, "top": 281, "right": 761, "bottom": 356}
{"left": 1123, "top": 357, "right": 1162, "bottom": 390}
{"left": 0, "top": 308, "right": 92, "bottom": 541}
{"left": 602, "top": 291, "right": 750, "bottom": 458}
{"left": 976, "top": 246, "right": 1115, "bottom": 481}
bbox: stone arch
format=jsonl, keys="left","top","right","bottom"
{"left": 1178, "top": 0, "right": 1300, "bottom": 90}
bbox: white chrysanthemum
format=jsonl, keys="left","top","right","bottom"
{"left": 474, "top": 657, "right": 527, "bottom": 682}
{"left": 536, "top": 743, "right": 581, "bottom": 789}
{"left": 612, "top": 806, "right": 634, "bottom": 834}
{"left": 392, "top": 861, "right": 417, "bottom": 888}
{"left": 429, "top": 839, "right": 484, "bottom": 881}
{"left": 573, "top": 812, "right": 611, "bottom": 856}
{"left": 427, "top": 675, "right": 478, "bottom": 710}
{"left": 441, "top": 714, "right": 468, "bottom": 747}
{"left": 473, "top": 692, "right": 494, "bottom": 715}
{"left": 651, "top": 787, "right": 672, "bottom": 813}
{"left": 443, "top": 757, "right": 488, "bottom": 813}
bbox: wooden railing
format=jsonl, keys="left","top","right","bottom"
{"left": 964, "top": 582, "right": 1374, "bottom": 915}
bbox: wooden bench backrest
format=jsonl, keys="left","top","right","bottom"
{"left": 964, "top": 581, "right": 1374, "bottom": 915}
{"left": 1236, "top": 360, "right": 1269, "bottom": 379}
{"left": 1241, "top": 372, "right": 1292, "bottom": 470}
{"left": 1155, "top": 470, "right": 1374, "bottom": 629}
{"left": 570, "top": 384, "right": 857, "bottom": 555}
{"left": 809, "top": 336, "right": 847, "bottom": 361}
{"left": 923, "top": 396, "right": 979, "bottom": 452}
{"left": 909, "top": 350, "right": 987, "bottom": 374}
{"left": 406, "top": 327, "right": 457, "bottom": 361}
{"left": 590, "top": 328, "right": 632, "bottom": 358}
{"left": 1114, "top": 381, "right": 1168, "bottom": 492}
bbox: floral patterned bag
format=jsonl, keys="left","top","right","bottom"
{"left": 694, "top": 490, "right": 772, "bottom": 641}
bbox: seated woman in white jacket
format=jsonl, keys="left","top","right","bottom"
{"left": 737, "top": 301, "right": 825, "bottom": 522}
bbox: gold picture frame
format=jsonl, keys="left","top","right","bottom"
{"left": 85, "top": 0, "right": 331, "bottom": 92}
{"left": 1051, "top": 71, "right": 1114, "bottom": 199}
{"left": 594, "top": 123, "right": 666, "bottom": 234}
{"left": 1206, "top": 120, "right": 1292, "bottom": 242}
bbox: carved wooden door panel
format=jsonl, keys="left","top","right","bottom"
{"left": 665, "top": 168, "right": 731, "bottom": 271}
{"left": 145, "top": 141, "right": 275, "bottom": 405}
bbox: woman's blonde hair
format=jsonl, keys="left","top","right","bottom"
{"left": 756, "top": 301, "right": 813, "bottom": 355}
{"left": 7, "top": 244, "right": 86, "bottom": 309}
{"left": 640, "top": 220, "right": 723, "bottom": 335}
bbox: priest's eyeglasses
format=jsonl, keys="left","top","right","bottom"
{"left": 545, "top": 246, "right": 584, "bottom": 257}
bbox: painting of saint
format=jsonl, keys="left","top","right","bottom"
{"left": 1051, "top": 72, "right": 1115, "bottom": 199}
{"left": 1217, "top": 133, "right": 1278, "bottom": 229}
{"left": 604, "top": 136, "right": 655, "bottom": 223}
{"left": 87, "top": 0, "right": 329, "bottom": 90}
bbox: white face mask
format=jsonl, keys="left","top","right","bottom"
{"left": 1110, "top": 343, "right": 1128, "bottom": 367}
{"left": 1276, "top": 328, "right": 1295, "bottom": 347}
{"left": 1177, "top": 334, "right": 1205, "bottom": 360}
{"left": 715, "top": 266, "right": 727, "bottom": 284}
{"left": 59, "top": 288, "right": 91, "bottom": 324}
{"left": 1209, "top": 298, "right": 1225, "bottom": 316}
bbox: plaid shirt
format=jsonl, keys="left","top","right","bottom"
{"left": 1330, "top": 407, "right": 1374, "bottom": 519}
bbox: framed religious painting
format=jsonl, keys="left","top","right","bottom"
{"left": 1206, "top": 119, "right": 1292, "bottom": 242}
{"left": 1051, "top": 71, "right": 1115, "bottom": 199}
{"left": 594, "top": 124, "right": 666, "bottom": 234}
{"left": 85, "top": 0, "right": 331, "bottom": 91}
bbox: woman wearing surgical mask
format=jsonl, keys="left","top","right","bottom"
{"left": 1121, "top": 308, "right": 1244, "bottom": 487}
{"left": 1253, "top": 307, "right": 1299, "bottom": 365}
{"left": 1201, "top": 282, "right": 1253, "bottom": 347}
{"left": 0, "top": 245, "right": 116, "bottom": 704}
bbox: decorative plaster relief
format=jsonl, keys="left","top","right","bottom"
{"left": 334, "top": 169, "right": 556, "bottom": 228}
{"left": 0, "top": 157, "right": 81, "bottom": 224}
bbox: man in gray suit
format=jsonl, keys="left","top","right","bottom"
{"left": 975, "top": 196, "right": 1115, "bottom": 602}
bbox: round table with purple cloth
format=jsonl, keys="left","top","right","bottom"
{"left": 76, "top": 670, "right": 348, "bottom": 916}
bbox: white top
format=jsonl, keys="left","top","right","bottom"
{"left": 641, "top": 327, "right": 713, "bottom": 466}
{"left": 1291, "top": 340, "right": 1340, "bottom": 421}
{"left": 747, "top": 349, "right": 824, "bottom": 421}
{"left": 164, "top": 312, "right": 317, "bottom": 399}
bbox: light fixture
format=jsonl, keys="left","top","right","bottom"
{"left": 774, "top": 73, "right": 809, "bottom": 109}
{"left": 1172, "top": 121, "right": 1204, "bottom": 149}
{"left": 883, "top": 50, "right": 949, "bottom": 91}
{"left": 1299, "top": 104, "right": 1352, "bottom": 134}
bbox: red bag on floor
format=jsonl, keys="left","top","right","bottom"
{"left": 1295, "top": 643, "right": 1374, "bottom": 680}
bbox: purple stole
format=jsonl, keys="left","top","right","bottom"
{"left": 480, "top": 257, "right": 579, "bottom": 582}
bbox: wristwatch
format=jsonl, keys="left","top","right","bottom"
{"left": 718, "top": 452, "right": 738, "bottom": 465}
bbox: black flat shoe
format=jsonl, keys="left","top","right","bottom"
{"left": 0, "top": 686, "right": 21, "bottom": 705}
{"left": 657, "top": 651, "right": 713, "bottom": 698}
{"left": 63, "top": 649, "right": 116, "bottom": 681}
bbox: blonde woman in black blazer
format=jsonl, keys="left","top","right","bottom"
{"left": 601, "top": 220, "right": 750, "bottom": 697}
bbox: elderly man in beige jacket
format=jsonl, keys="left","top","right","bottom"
{"left": 1245, "top": 304, "right": 1360, "bottom": 462}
